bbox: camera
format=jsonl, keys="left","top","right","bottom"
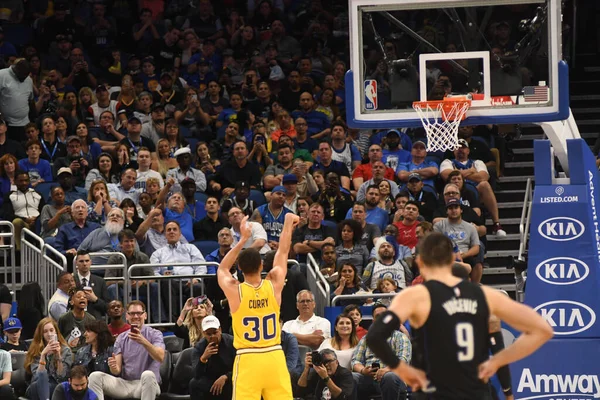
{"left": 311, "top": 351, "right": 322, "bottom": 367}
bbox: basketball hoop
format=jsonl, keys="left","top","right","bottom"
{"left": 412, "top": 97, "right": 472, "bottom": 152}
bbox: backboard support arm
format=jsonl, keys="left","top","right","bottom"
{"left": 536, "top": 110, "right": 581, "bottom": 178}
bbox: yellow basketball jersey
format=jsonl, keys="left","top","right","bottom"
{"left": 232, "top": 279, "right": 281, "bottom": 350}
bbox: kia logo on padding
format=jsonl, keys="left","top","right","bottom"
{"left": 534, "top": 300, "right": 596, "bottom": 335}
{"left": 534, "top": 257, "right": 589, "bottom": 285}
{"left": 537, "top": 217, "right": 585, "bottom": 241}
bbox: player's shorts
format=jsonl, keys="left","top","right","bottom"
{"left": 232, "top": 345, "right": 293, "bottom": 400}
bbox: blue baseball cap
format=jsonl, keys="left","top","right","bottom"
{"left": 3, "top": 317, "right": 22, "bottom": 331}
{"left": 272, "top": 186, "right": 287, "bottom": 194}
{"left": 282, "top": 174, "right": 298, "bottom": 184}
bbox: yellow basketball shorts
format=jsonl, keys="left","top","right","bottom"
{"left": 232, "top": 346, "right": 293, "bottom": 400}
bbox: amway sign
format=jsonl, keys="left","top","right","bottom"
{"left": 534, "top": 300, "right": 596, "bottom": 335}
{"left": 517, "top": 368, "right": 600, "bottom": 400}
{"left": 534, "top": 257, "right": 589, "bottom": 285}
{"left": 537, "top": 217, "right": 585, "bottom": 241}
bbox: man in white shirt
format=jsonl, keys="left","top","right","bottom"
{"left": 166, "top": 147, "right": 207, "bottom": 193}
{"left": 227, "top": 206, "right": 270, "bottom": 254}
{"left": 48, "top": 272, "right": 76, "bottom": 321}
{"left": 108, "top": 168, "right": 142, "bottom": 205}
{"left": 136, "top": 147, "right": 163, "bottom": 191}
{"left": 282, "top": 290, "right": 331, "bottom": 349}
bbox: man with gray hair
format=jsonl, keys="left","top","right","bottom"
{"left": 282, "top": 290, "right": 331, "bottom": 349}
{"left": 298, "top": 348, "right": 355, "bottom": 399}
{"left": 78, "top": 208, "right": 131, "bottom": 265}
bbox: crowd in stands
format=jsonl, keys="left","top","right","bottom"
{"left": 0, "top": 1, "right": 527, "bottom": 399}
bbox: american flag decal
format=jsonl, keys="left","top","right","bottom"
{"left": 523, "top": 86, "right": 549, "bottom": 102}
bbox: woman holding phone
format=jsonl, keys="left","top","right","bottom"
{"left": 24, "top": 317, "right": 73, "bottom": 400}
{"left": 173, "top": 297, "right": 213, "bottom": 349}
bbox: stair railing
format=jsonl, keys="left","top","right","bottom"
{"left": 518, "top": 178, "right": 533, "bottom": 261}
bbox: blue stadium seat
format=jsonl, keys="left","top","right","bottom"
{"left": 249, "top": 189, "right": 267, "bottom": 207}
{"left": 194, "top": 192, "right": 208, "bottom": 203}
{"left": 35, "top": 182, "right": 56, "bottom": 202}
{"left": 186, "top": 138, "right": 199, "bottom": 154}
{"left": 193, "top": 240, "right": 219, "bottom": 256}
{"left": 321, "top": 220, "right": 338, "bottom": 230}
{"left": 179, "top": 126, "right": 191, "bottom": 138}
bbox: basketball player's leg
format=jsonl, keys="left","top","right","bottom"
{"left": 261, "top": 350, "right": 293, "bottom": 400}
{"left": 232, "top": 354, "right": 261, "bottom": 400}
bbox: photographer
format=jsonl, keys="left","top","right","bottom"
{"left": 298, "top": 349, "right": 354, "bottom": 400}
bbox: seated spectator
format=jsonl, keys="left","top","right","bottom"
{"left": 189, "top": 316, "right": 235, "bottom": 400}
{"left": 180, "top": 178, "right": 207, "bottom": 223}
{"left": 135, "top": 208, "right": 187, "bottom": 255}
{"left": 446, "top": 170, "right": 481, "bottom": 215}
{"left": 79, "top": 208, "right": 129, "bottom": 265}
{"left": 117, "top": 198, "right": 142, "bottom": 233}
{"left": 332, "top": 264, "right": 368, "bottom": 308}
{"left": 312, "top": 142, "right": 351, "bottom": 190}
{"left": 1, "top": 317, "right": 29, "bottom": 352}
{"left": 336, "top": 219, "right": 370, "bottom": 274}
{"left": 205, "top": 228, "right": 233, "bottom": 263}
{"left": 228, "top": 207, "right": 271, "bottom": 254}
{"left": 396, "top": 139, "right": 439, "bottom": 187}
{"left": 85, "top": 152, "right": 120, "bottom": 191}
{"left": 0, "top": 117, "right": 26, "bottom": 160}
{"left": 356, "top": 160, "right": 399, "bottom": 203}
{"left": 353, "top": 144, "right": 396, "bottom": 191}
{"left": 347, "top": 188, "right": 389, "bottom": 233}
{"left": 54, "top": 200, "right": 100, "bottom": 269}
{"left": 2, "top": 171, "right": 45, "bottom": 251}
{"left": 298, "top": 349, "right": 355, "bottom": 400}
{"left": 108, "top": 168, "right": 142, "bottom": 205}
{"left": 152, "top": 138, "right": 179, "bottom": 178}
{"left": 51, "top": 365, "right": 97, "bottom": 400}
{"left": 53, "top": 136, "right": 90, "bottom": 188}
{"left": 74, "top": 320, "right": 114, "bottom": 374}
{"left": 39, "top": 116, "right": 68, "bottom": 164}
{"left": 40, "top": 187, "right": 72, "bottom": 240}
{"left": 317, "top": 172, "right": 353, "bottom": 223}
{"left": 18, "top": 139, "right": 52, "bottom": 188}
{"left": 88, "top": 301, "right": 165, "bottom": 400}
{"left": 319, "top": 243, "right": 338, "bottom": 282}
{"left": 351, "top": 303, "right": 410, "bottom": 400}
{"left": 137, "top": 192, "right": 154, "bottom": 219}
{"left": 193, "top": 196, "right": 228, "bottom": 241}
{"left": 220, "top": 181, "right": 256, "bottom": 218}
{"left": 119, "top": 117, "right": 156, "bottom": 165}
{"left": 432, "top": 184, "right": 487, "bottom": 241}
{"left": 58, "top": 288, "right": 96, "bottom": 350}
{"left": 56, "top": 168, "right": 87, "bottom": 205}
{"left": 440, "top": 139, "right": 506, "bottom": 236}
{"left": 17, "top": 282, "right": 45, "bottom": 340}
{"left": 263, "top": 144, "right": 295, "bottom": 190}
{"left": 292, "top": 203, "right": 337, "bottom": 264}
{"left": 48, "top": 272, "right": 76, "bottom": 321}
{"left": 73, "top": 251, "right": 110, "bottom": 320}
{"left": 106, "top": 301, "right": 131, "bottom": 338}
{"left": 209, "top": 140, "right": 261, "bottom": 197}
{"left": 382, "top": 129, "right": 412, "bottom": 172}
{"left": 278, "top": 135, "right": 314, "bottom": 166}
{"left": 378, "top": 180, "right": 395, "bottom": 215}
{"left": 291, "top": 92, "right": 331, "bottom": 140}
{"left": 135, "top": 147, "right": 164, "bottom": 191}
{"left": 350, "top": 203, "right": 381, "bottom": 252}
{"left": 25, "top": 317, "right": 73, "bottom": 400}
{"left": 318, "top": 314, "right": 359, "bottom": 370}
{"left": 405, "top": 173, "right": 438, "bottom": 222}
{"left": 156, "top": 179, "right": 195, "bottom": 242}
{"left": 285, "top": 165, "right": 317, "bottom": 207}
{"left": 343, "top": 305, "right": 368, "bottom": 340}
{"left": 174, "top": 297, "right": 211, "bottom": 349}
{"left": 282, "top": 290, "right": 331, "bottom": 350}
{"left": 252, "top": 186, "right": 293, "bottom": 250}
{"left": 362, "top": 237, "right": 408, "bottom": 291}
{"left": 373, "top": 277, "right": 400, "bottom": 306}
{"left": 0, "top": 155, "right": 17, "bottom": 208}
{"left": 281, "top": 326, "right": 303, "bottom": 386}
{"left": 293, "top": 117, "right": 319, "bottom": 158}
{"left": 0, "top": 348, "right": 13, "bottom": 399}
{"left": 166, "top": 147, "right": 207, "bottom": 193}
{"left": 393, "top": 200, "right": 420, "bottom": 250}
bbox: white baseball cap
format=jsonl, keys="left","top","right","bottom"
{"left": 201, "top": 315, "right": 221, "bottom": 331}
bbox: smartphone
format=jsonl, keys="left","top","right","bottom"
{"left": 246, "top": 75, "right": 252, "bottom": 85}
{"left": 191, "top": 94, "right": 198, "bottom": 101}
{"left": 49, "top": 333, "right": 57, "bottom": 343}
{"left": 193, "top": 295, "right": 208, "bottom": 306}
{"left": 371, "top": 362, "right": 380, "bottom": 371}
{"left": 255, "top": 135, "right": 265, "bottom": 144}
{"left": 130, "top": 324, "right": 140, "bottom": 334}
{"left": 83, "top": 286, "right": 92, "bottom": 292}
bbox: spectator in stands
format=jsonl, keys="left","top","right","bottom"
{"left": 209, "top": 140, "right": 261, "bottom": 196}
{"left": 2, "top": 171, "right": 45, "bottom": 251}
{"left": 282, "top": 290, "right": 331, "bottom": 350}
{"left": 446, "top": 170, "right": 481, "bottom": 215}
{"left": 350, "top": 203, "right": 381, "bottom": 252}
{"left": 205, "top": 228, "right": 233, "bottom": 263}
{"left": 40, "top": 187, "right": 72, "bottom": 240}
{"left": 293, "top": 203, "right": 337, "bottom": 264}
{"left": 155, "top": 178, "right": 195, "bottom": 242}
{"left": 313, "top": 142, "right": 351, "bottom": 190}
{"left": 58, "top": 288, "right": 96, "bottom": 350}
{"left": 1, "top": 317, "right": 28, "bottom": 352}
{"left": 406, "top": 173, "right": 438, "bottom": 222}
{"left": 136, "top": 207, "right": 185, "bottom": 255}
{"left": 74, "top": 320, "right": 114, "bottom": 374}
{"left": 106, "top": 301, "right": 130, "bottom": 338}
{"left": 88, "top": 301, "right": 165, "bottom": 400}
{"left": 54, "top": 200, "right": 100, "bottom": 268}
{"left": 393, "top": 200, "right": 420, "bottom": 250}
{"left": 298, "top": 348, "right": 355, "bottom": 400}
{"left": 193, "top": 196, "right": 228, "bottom": 241}
{"left": 78, "top": 208, "right": 126, "bottom": 266}
{"left": 263, "top": 144, "right": 295, "bottom": 190}
{"left": 332, "top": 263, "right": 368, "bottom": 307}
{"left": 293, "top": 117, "right": 319, "bottom": 158}
{"left": 51, "top": 365, "right": 97, "bottom": 400}
{"left": 362, "top": 237, "right": 407, "bottom": 291}
{"left": 282, "top": 172, "right": 303, "bottom": 212}
{"left": 0, "top": 154, "right": 17, "bottom": 206}
{"left": 0, "top": 60, "right": 37, "bottom": 142}
{"left": 17, "top": 282, "right": 45, "bottom": 340}
{"left": 396, "top": 139, "right": 439, "bottom": 187}
{"left": 174, "top": 297, "right": 211, "bottom": 350}
{"left": 135, "top": 148, "right": 163, "bottom": 191}
{"left": 335, "top": 220, "right": 370, "bottom": 274}
{"left": 356, "top": 160, "right": 399, "bottom": 204}
{"left": 432, "top": 183, "right": 487, "bottom": 241}
{"left": 343, "top": 305, "right": 368, "bottom": 339}
{"left": 25, "top": 317, "right": 73, "bottom": 400}
{"left": 319, "top": 242, "right": 338, "bottom": 281}
{"left": 167, "top": 147, "right": 207, "bottom": 193}
{"left": 85, "top": 152, "right": 120, "bottom": 190}
{"left": 440, "top": 139, "right": 506, "bottom": 236}
{"left": 108, "top": 168, "right": 142, "bottom": 205}
{"left": 317, "top": 172, "right": 353, "bottom": 223}
{"left": 53, "top": 136, "right": 90, "bottom": 188}
{"left": 0, "top": 117, "right": 25, "bottom": 160}
{"left": 353, "top": 186, "right": 389, "bottom": 232}
{"left": 0, "top": 347, "right": 13, "bottom": 399}
{"left": 227, "top": 207, "right": 271, "bottom": 254}
{"left": 353, "top": 144, "right": 395, "bottom": 191}
{"left": 119, "top": 117, "right": 156, "bottom": 165}
{"left": 220, "top": 181, "right": 256, "bottom": 218}
{"left": 120, "top": 198, "right": 144, "bottom": 232}
{"left": 39, "top": 116, "right": 68, "bottom": 163}
{"left": 318, "top": 314, "right": 359, "bottom": 370}
{"left": 189, "top": 315, "right": 235, "bottom": 400}
{"left": 278, "top": 135, "right": 313, "bottom": 166}
{"left": 73, "top": 250, "right": 110, "bottom": 320}
{"left": 382, "top": 129, "right": 412, "bottom": 172}
{"left": 18, "top": 139, "right": 52, "bottom": 187}
{"left": 351, "top": 303, "right": 410, "bottom": 400}
{"left": 252, "top": 185, "right": 292, "bottom": 249}
{"left": 330, "top": 121, "right": 361, "bottom": 175}
{"left": 291, "top": 92, "right": 330, "bottom": 140}
{"left": 180, "top": 178, "right": 206, "bottom": 223}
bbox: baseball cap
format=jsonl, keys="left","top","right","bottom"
{"left": 413, "top": 138, "right": 427, "bottom": 147}
{"left": 236, "top": 181, "right": 249, "bottom": 190}
{"left": 458, "top": 139, "right": 469, "bottom": 148}
{"left": 282, "top": 174, "right": 298, "bottom": 184}
{"left": 128, "top": 115, "right": 142, "bottom": 124}
{"left": 151, "top": 103, "right": 165, "bottom": 112}
{"left": 446, "top": 198, "right": 461, "bottom": 208}
{"left": 173, "top": 147, "right": 191, "bottom": 157}
{"left": 408, "top": 173, "right": 422, "bottom": 182}
{"left": 57, "top": 167, "right": 72, "bottom": 176}
{"left": 3, "top": 317, "right": 22, "bottom": 331}
{"left": 201, "top": 315, "right": 221, "bottom": 331}
{"left": 95, "top": 85, "right": 108, "bottom": 93}
{"left": 66, "top": 135, "right": 81, "bottom": 144}
{"left": 160, "top": 71, "right": 173, "bottom": 79}
{"left": 272, "top": 186, "right": 287, "bottom": 194}
{"left": 181, "top": 177, "right": 196, "bottom": 186}
{"left": 386, "top": 129, "right": 400, "bottom": 137}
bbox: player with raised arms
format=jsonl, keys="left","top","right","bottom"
{"left": 366, "top": 232, "right": 553, "bottom": 398}
{"left": 217, "top": 213, "right": 300, "bottom": 399}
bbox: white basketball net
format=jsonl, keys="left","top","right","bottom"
{"left": 413, "top": 101, "right": 471, "bottom": 152}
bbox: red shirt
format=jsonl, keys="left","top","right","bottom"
{"left": 356, "top": 325, "right": 368, "bottom": 339}
{"left": 108, "top": 322, "right": 131, "bottom": 338}
{"left": 352, "top": 163, "right": 396, "bottom": 181}
{"left": 394, "top": 220, "right": 420, "bottom": 249}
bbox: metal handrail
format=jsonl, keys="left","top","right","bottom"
{"left": 90, "top": 251, "right": 128, "bottom": 304}
{"left": 0, "top": 222, "right": 15, "bottom": 297}
{"left": 331, "top": 292, "right": 397, "bottom": 306}
{"left": 518, "top": 178, "right": 533, "bottom": 261}
{"left": 307, "top": 253, "right": 331, "bottom": 318}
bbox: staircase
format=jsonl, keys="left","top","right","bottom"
{"left": 481, "top": 50, "right": 600, "bottom": 298}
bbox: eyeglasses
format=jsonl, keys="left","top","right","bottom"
{"left": 298, "top": 299, "right": 313, "bottom": 304}
{"left": 444, "top": 191, "right": 460, "bottom": 196}
{"left": 323, "top": 359, "right": 336, "bottom": 365}
{"left": 296, "top": 122, "right": 307, "bottom": 126}
{"left": 127, "top": 311, "right": 144, "bottom": 316}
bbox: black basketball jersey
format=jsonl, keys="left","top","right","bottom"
{"left": 411, "top": 280, "right": 490, "bottom": 399}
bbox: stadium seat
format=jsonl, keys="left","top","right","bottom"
{"left": 10, "top": 352, "right": 25, "bottom": 371}
{"left": 193, "top": 240, "right": 219, "bottom": 256}
{"left": 249, "top": 189, "right": 267, "bottom": 207}
{"left": 194, "top": 192, "right": 208, "bottom": 203}
{"left": 160, "top": 347, "right": 194, "bottom": 399}
{"left": 321, "top": 220, "right": 338, "bottom": 230}
{"left": 186, "top": 138, "right": 199, "bottom": 154}
{"left": 160, "top": 350, "right": 172, "bottom": 392}
{"left": 10, "top": 368, "right": 27, "bottom": 398}
{"left": 163, "top": 336, "right": 184, "bottom": 353}
{"left": 35, "top": 182, "right": 56, "bottom": 202}
{"left": 298, "top": 345, "right": 311, "bottom": 371}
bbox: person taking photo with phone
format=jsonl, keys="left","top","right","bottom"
{"left": 297, "top": 348, "right": 355, "bottom": 400}
{"left": 173, "top": 296, "right": 214, "bottom": 349}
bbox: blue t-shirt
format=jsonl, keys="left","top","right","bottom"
{"left": 291, "top": 110, "right": 330, "bottom": 137}
{"left": 345, "top": 206, "right": 388, "bottom": 232}
{"left": 294, "top": 137, "right": 319, "bottom": 154}
{"left": 165, "top": 208, "right": 194, "bottom": 242}
{"left": 396, "top": 160, "right": 439, "bottom": 187}
{"left": 257, "top": 204, "right": 292, "bottom": 242}
{"left": 382, "top": 149, "right": 412, "bottom": 172}
{"left": 18, "top": 158, "right": 53, "bottom": 185}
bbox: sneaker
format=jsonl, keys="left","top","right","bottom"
{"left": 493, "top": 223, "right": 507, "bottom": 237}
